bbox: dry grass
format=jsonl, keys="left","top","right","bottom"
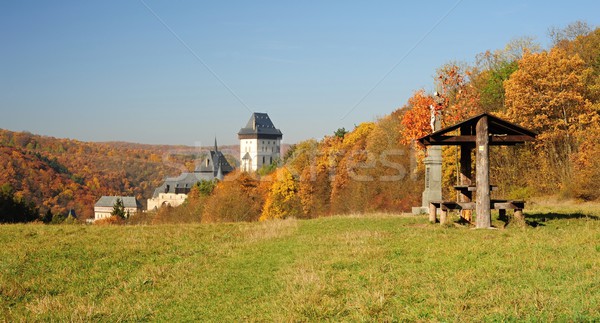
{"left": 241, "top": 217, "right": 299, "bottom": 242}
{"left": 1, "top": 204, "right": 599, "bottom": 321}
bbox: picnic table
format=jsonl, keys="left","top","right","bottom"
{"left": 417, "top": 113, "right": 536, "bottom": 228}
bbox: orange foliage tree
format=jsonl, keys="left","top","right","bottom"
{"left": 436, "top": 63, "right": 481, "bottom": 126}
{"left": 399, "top": 90, "right": 436, "bottom": 145}
{"left": 504, "top": 48, "right": 595, "bottom": 187}
{"left": 202, "top": 171, "right": 266, "bottom": 223}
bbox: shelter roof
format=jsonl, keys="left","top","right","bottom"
{"left": 418, "top": 113, "right": 537, "bottom": 147}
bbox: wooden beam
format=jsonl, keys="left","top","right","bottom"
{"left": 476, "top": 115, "right": 491, "bottom": 228}
{"left": 421, "top": 135, "right": 535, "bottom": 146}
{"left": 492, "top": 202, "right": 525, "bottom": 209}
{"left": 490, "top": 135, "right": 536, "bottom": 143}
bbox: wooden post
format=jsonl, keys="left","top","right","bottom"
{"left": 429, "top": 203, "right": 437, "bottom": 223}
{"left": 476, "top": 116, "right": 491, "bottom": 228}
{"left": 498, "top": 209, "right": 507, "bottom": 223}
{"left": 459, "top": 145, "right": 472, "bottom": 202}
{"left": 459, "top": 143, "right": 472, "bottom": 222}
{"left": 440, "top": 209, "right": 448, "bottom": 225}
{"left": 513, "top": 209, "right": 526, "bottom": 227}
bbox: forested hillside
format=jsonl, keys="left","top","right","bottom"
{"left": 0, "top": 129, "right": 239, "bottom": 220}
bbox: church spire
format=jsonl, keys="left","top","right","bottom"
{"left": 216, "top": 163, "right": 224, "bottom": 180}
{"left": 214, "top": 137, "right": 218, "bottom": 152}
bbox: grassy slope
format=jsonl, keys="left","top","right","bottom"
{"left": 1, "top": 204, "right": 600, "bottom": 321}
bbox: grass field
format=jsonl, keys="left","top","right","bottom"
{"left": 1, "top": 202, "right": 600, "bottom": 321}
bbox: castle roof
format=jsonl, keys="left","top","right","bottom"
{"left": 195, "top": 139, "right": 234, "bottom": 175}
{"left": 152, "top": 172, "right": 215, "bottom": 197}
{"left": 152, "top": 140, "right": 233, "bottom": 197}
{"left": 238, "top": 112, "right": 283, "bottom": 138}
{"left": 95, "top": 196, "right": 141, "bottom": 209}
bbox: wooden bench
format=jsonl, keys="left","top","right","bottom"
{"left": 429, "top": 199, "right": 525, "bottom": 225}
{"left": 453, "top": 185, "right": 498, "bottom": 192}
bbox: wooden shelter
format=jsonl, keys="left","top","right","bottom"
{"left": 418, "top": 113, "right": 537, "bottom": 228}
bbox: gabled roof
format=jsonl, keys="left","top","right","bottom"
{"left": 195, "top": 150, "right": 234, "bottom": 174}
{"left": 95, "top": 196, "right": 140, "bottom": 209}
{"left": 152, "top": 172, "right": 214, "bottom": 197}
{"left": 195, "top": 139, "right": 234, "bottom": 175}
{"left": 418, "top": 113, "right": 537, "bottom": 146}
{"left": 238, "top": 112, "right": 283, "bottom": 138}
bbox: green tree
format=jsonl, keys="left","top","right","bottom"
{"left": 193, "top": 179, "right": 217, "bottom": 197}
{"left": 476, "top": 60, "right": 518, "bottom": 112}
{"left": 41, "top": 209, "right": 53, "bottom": 224}
{"left": 257, "top": 160, "right": 278, "bottom": 176}
{"left": 111, "top": 198, "right": 126, "bottom": 219}
{"left": 334, "top": 127, "right": 348, "bottom": 138}
{"left": 0, "top": 184, "right": 39, "bottom": 223}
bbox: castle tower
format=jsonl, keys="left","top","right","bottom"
{"left": 238, "top": 112, "right": 283, "bottom": 172}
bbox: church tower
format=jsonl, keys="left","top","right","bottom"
{"left": 238, "top": 112, "right": 283, "bottom": 172}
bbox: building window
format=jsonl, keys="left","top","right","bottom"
{"left": 263, "top": 156, "right": 265, "bottom": 164}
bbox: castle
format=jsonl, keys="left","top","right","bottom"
{"left": 238, "top": 112, "right": 283, "bottom": 172}
{"left": 147, "top": 112, "right": 282, "bottom": 210}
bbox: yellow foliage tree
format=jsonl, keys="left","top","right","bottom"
{"left": 260, "top": 167, "right": 302, "bottom": 220}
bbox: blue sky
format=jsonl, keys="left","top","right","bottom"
{"left": 1, "top": 1, "right": 598, "bottom": 146}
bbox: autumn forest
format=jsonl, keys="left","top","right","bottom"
{"left": 1, "top": 22, "right": 599, "bottom": 224}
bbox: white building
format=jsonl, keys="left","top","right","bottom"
{"left": 94, "top": 196, "right": 141, "bottom": 221}
{"left": 146, "top": 173, "right": 203, "bottom": 210}
{"left": 238, "top": 112, "right": 283, "bottom": 172}
{"left": 146, "top": 192, "right": 189, "bottom": 210}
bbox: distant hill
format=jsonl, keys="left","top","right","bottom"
{"left": 0, "top": 129, "right": 242, "bottom": 220}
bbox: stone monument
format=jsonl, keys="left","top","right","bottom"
{"left": 412, "top": 104, "right": 442, "bottom": 214}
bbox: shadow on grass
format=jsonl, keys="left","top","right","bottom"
{"left": 525, "top": 212, "right": 600, "bottom": 221}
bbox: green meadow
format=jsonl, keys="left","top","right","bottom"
{"left": 1, "top": 202, "right": 600, "bottom": 321}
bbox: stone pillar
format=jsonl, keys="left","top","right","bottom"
{"left": 421, "top": 145, "right": 443, "bottom": 208}
{"left": 412, "top": 116, "right": 443, "bottom": 215}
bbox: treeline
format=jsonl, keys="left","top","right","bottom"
{"left": 148, "top": 21, "right": 600, "bottom": 224}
